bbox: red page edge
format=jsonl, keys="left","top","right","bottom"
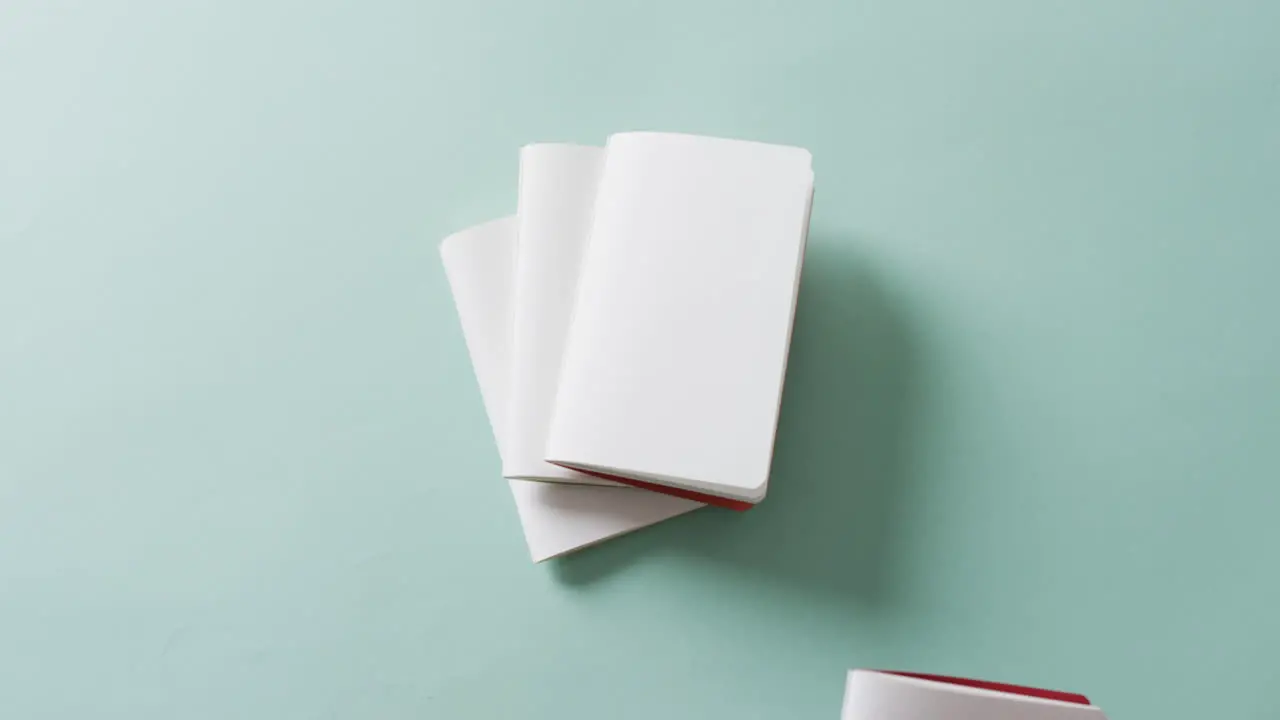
{"left": 547, "top": 462, "right": 755, "bottom": 511}
{"left": 877, "top": 671, "right": 1090, "bottom": 706}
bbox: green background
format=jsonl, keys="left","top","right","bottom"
{"left": 2, "top": 1, "right": 1278, "bottom": 717}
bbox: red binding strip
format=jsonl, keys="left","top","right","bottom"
{"left": 880, "top": 671, "right": 1090, "bottom": 706}
{"left": 547, "top": 462, "right": 755, "bottom": 511}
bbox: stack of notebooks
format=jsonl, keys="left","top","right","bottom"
{"left": 441, "top": 132, "right": 814, "bottom": 562}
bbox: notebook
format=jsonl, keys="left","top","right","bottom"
{"left": 840, "top": 670, "right": 1109, "bottom": 720}
{"left": 439, "top": 217, "right": 702, "bottom": 562}
{"left": 503, "top": 143, "right": 614, "bottom": 486}
{"left": 545, "top": 132, "right": 815, "bottom": 510}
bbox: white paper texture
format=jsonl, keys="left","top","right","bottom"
{"left": 439, "top": 217, "right": 702, "bottom": 562}
{"left": 504, "top": 144, "right": 613, "bottom": 485}
{"left": 547, "top": 132, "right": 814, "bottom": 503}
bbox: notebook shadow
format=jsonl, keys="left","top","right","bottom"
{"left": 551, "top": 235, "right": 922, "bottom": 608}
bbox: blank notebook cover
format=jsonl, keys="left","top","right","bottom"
{"left": 439, "top": 217, "right": 701, "bottom": 562}
{"left": 841, "top": 670, "right": 1108, "bottom": 720}
{"left": 546, "top": 132, "right": 814, "bottom": 510}
{"left": 503, "top": 143, "right": 614, "bottom": 486}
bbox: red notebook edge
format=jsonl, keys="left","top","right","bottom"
{"left": 877, "top": 671, "right": 1091, "bottom": 706}
{"left": 546, "top": 462, "right": 756, "bottom": 511}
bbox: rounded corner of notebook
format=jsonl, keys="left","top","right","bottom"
{"left": 529, "top": 547, "right": 557, "bottom": 564}
{"left": 521, "top": 141, "right": 605, "bottom": 157}
{"left": 739, "top": 479, "right": 769, "bottom": 504}
{"left": 439, "top": 216, "right": 516, "bottom": 253}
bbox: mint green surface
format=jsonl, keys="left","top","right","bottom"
{"left": 2, "top": 1, "right": 1278, "bottom": 717}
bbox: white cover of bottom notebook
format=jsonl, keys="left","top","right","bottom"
{"left": 439, "top": 217, "right": 702, "bottom": 562}
{"left": 841, "top": 670, "right": 1108, "bottom": 720}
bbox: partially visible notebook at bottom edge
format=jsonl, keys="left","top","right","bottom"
{"left": 439, "top": 216, "right": 703, "bottom": 563}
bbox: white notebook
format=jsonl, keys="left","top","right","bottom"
{"left": 439, "top": 217, "right": 702, "bottom": 562}
{"left": 504, "top": 144, "right": 613, "bottom": 486}
{"left": 545, "top": 132, "right": 814, "bottom": 509}
{"left": 840, "top": 670, "right": 1108, "bottom": 720}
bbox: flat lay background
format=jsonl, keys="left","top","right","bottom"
{"left": 2, "top": 1, "right": 1278, "bottom": 717}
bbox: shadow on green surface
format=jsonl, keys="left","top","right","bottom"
{"left": 553, "top": 235, "right": 924, "bottom": 607}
